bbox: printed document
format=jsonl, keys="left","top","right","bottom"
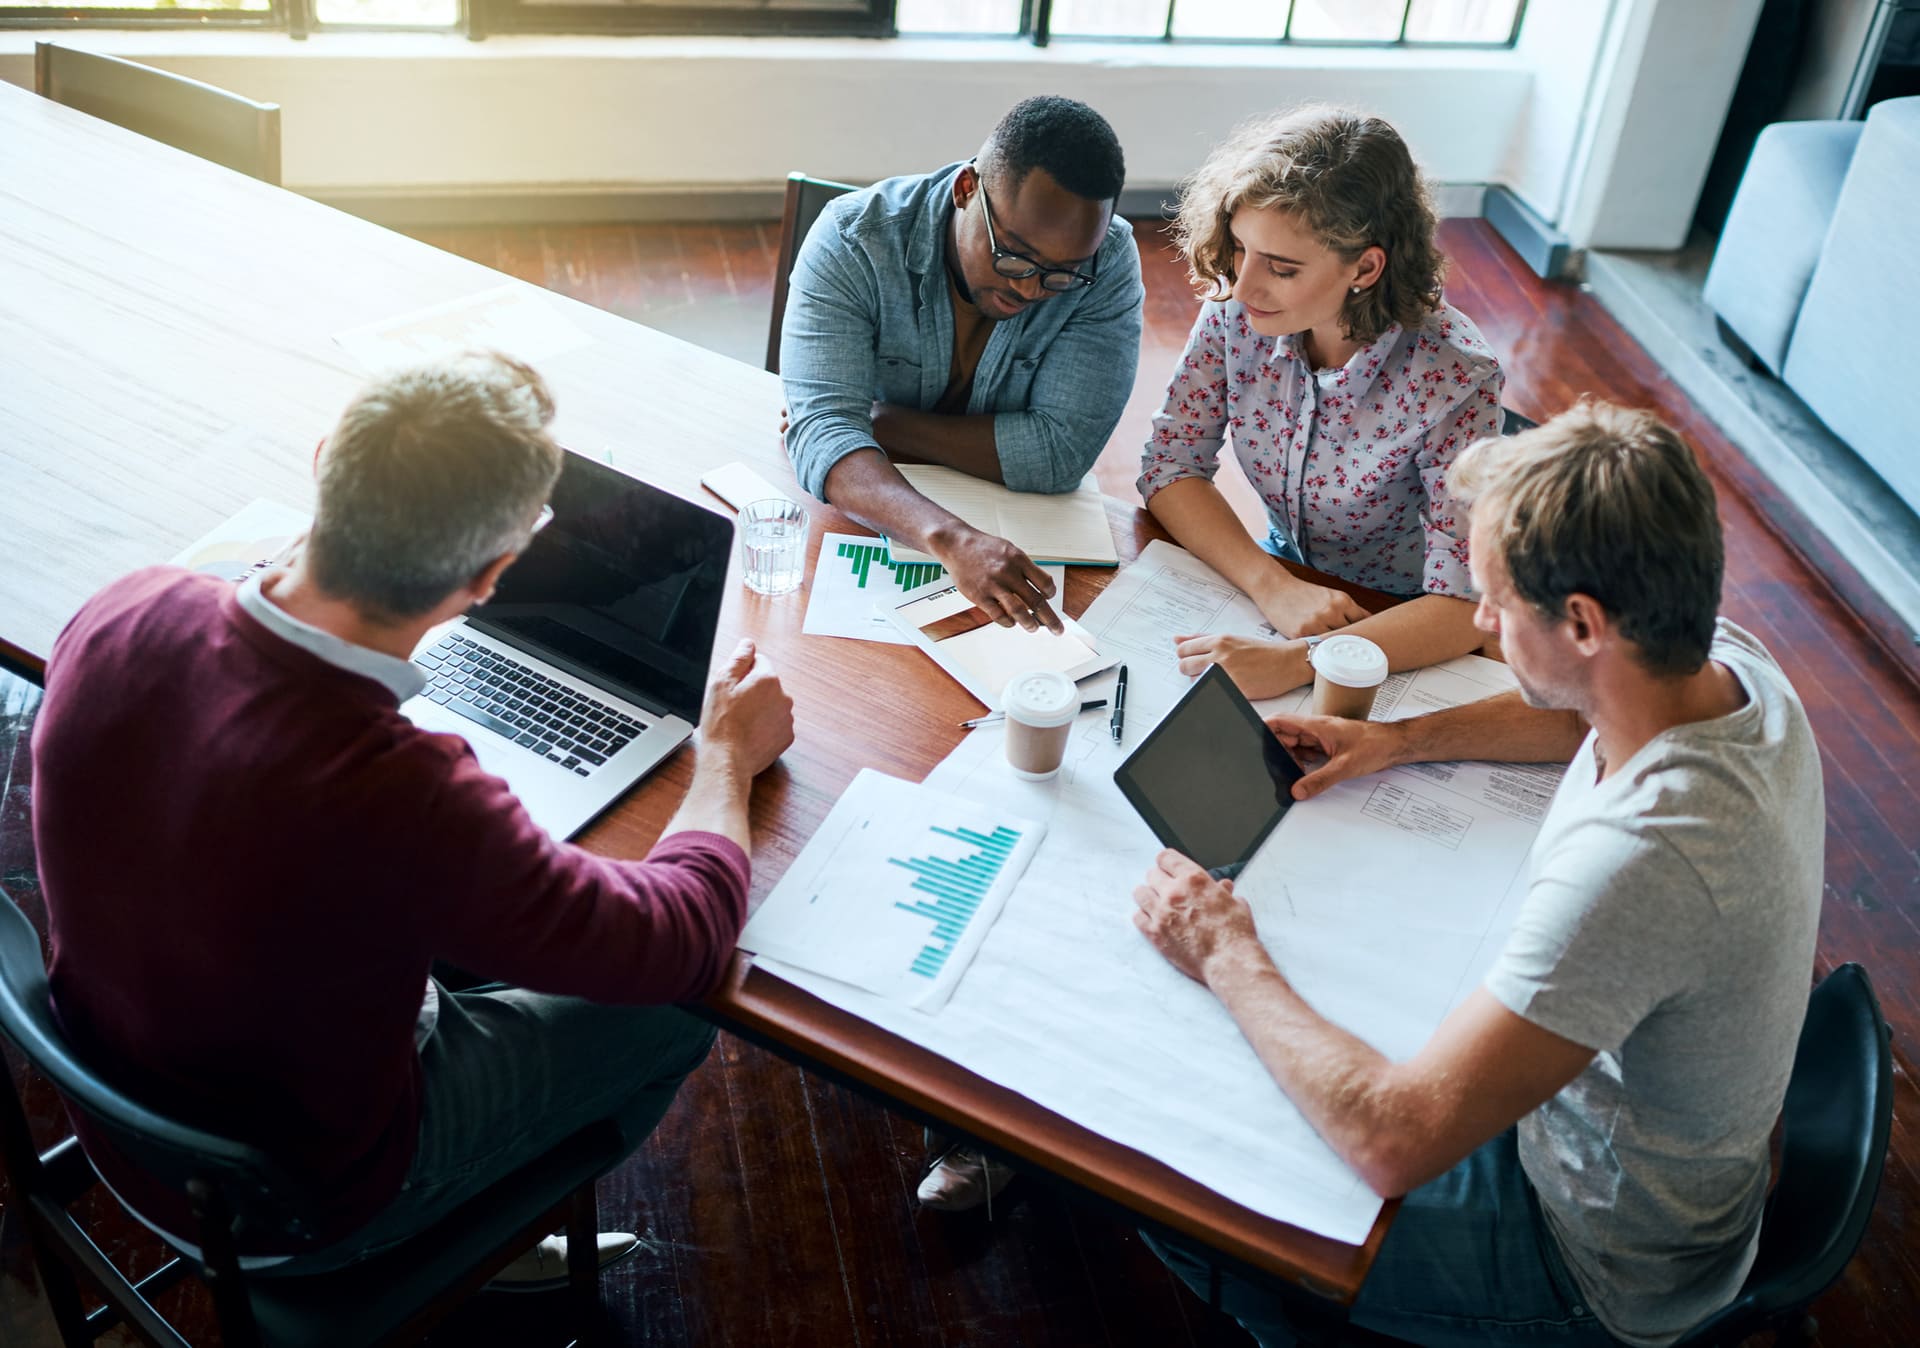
{"left": 884, "top": 575, "right": 1112, "bottom": 707}
{"left": 753, "top": 540, "right": 1569, "bottom": 1244}
{"left": 801, "top": 533, "right": 1061, "bottom": 647}
{"left": 740, "top": 770, "right": 1043, "bottom": 1012}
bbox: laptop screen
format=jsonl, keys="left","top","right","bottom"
{"left": 469, "top": 451, "right": 732, "bottom": 724}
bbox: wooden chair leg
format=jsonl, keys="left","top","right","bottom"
{"left": 564, "top": 1180, "right": 601, "bottom": 1345}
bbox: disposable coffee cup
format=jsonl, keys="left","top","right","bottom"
{"left": 1001, "top": 669, "right": 1079, "bottom": 781}
{"left": 1310, "top": 634, "right": 1389, "bottom": 720}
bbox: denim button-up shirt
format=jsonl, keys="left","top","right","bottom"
{"left": 1139, "top": 299, "right": 1501, "bottom": 598}
{"left": 780, "top": 162, "right": 1145, "bottom": 501}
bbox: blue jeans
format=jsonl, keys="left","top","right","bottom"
{"left": 1259, "top": 524, "right": 1305, "bottom": 565}
{"left": 260, "top": 981, "right": 716, "bottom": 1276}
{"left": 1147, "top": 1130, "right": 1621, "bottom": 1347}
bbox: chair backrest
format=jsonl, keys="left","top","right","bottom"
{"left": 0, "top": 885, "right": 323, "bottom": 1250}
{"left": 1674, "top": 962, "right": 1894, "bottom": 1345}
{"left": 1499, "top": 407, "right": 1538, "bottom": 436}
{"left": 766, "top": 171, "right": 860, "bottom": 376}
{"left": 34, "top": 42, "right": 282, "bottom": 186}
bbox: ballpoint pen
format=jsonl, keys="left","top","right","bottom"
{"left": 959, "top": 698, "right": 1106, "bottom": 730}
{"left": 1109, "top": 665, "right": 1128, "bottom": 744}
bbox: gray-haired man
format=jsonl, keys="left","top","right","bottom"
{"left": 33, "top": 351, "right": 794, "bottom": 1284}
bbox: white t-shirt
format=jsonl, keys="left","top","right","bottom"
{"left": 1484, "top": 620, "right": 1823, "bottom": 1347}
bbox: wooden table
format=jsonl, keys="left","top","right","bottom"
{"left": 0, "top": 80, "right": 1391, "bottom": 1305}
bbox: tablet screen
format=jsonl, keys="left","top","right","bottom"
{"left": 1112, "top": 665, "right": 1305, "bottom": 873}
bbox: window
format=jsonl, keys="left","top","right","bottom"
{"left": 314, "top": 0, "right": 459, "bottom": 25}
{"left": 1, "top": 0, "right": 277, "bottom": 28}
{"left": 2, "top": 0, "right": 1520, "bottom": 44}
{"left": 897, "top": 0, "right": 1524, "bottom": 44}
{"left": 470, "top": 0, "right": 894, "bottom": 38}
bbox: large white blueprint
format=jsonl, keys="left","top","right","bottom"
{"left": 754, "top": 541, "right": 1568, "bottom": 1244}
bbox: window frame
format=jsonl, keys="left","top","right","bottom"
{"left": 1021, "top": 0, "right": 1526, "bottom": 48}
{"left": 468, "top": 0, "right": 894, "bottom": 39}
{"left": 0, "top": 0, "right": 1524, "bottom": 45}
{"left": 0, "top": 0, "right": 285, "bottom": 31}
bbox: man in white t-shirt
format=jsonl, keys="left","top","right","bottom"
{"left": 1134, "top": 401, "right": 1823, "bottom": 1347}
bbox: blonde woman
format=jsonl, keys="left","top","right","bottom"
{"left": 1141, "top": 108, "right": 1502, "bottom": 697}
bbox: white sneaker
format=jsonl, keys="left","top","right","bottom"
{"left": 488, "top": 1232, "right": 641, "bottom": 1293}
{"left": 915, "top": 1146, "right": 1016, "bottom": 1214}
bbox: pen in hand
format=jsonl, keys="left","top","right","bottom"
{"left": 1110, "top": 665, "right": 1128, "bottom": 744}
{"left": 959, "top": 699, "right": 1107, "bottom": 730}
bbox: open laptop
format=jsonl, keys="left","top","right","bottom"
{"left": 400, "top": 449, "right": 734, "bottom": 839}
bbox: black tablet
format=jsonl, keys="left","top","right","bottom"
{"left": 1112, "top": 665, "right": 1306, "bottom": 876}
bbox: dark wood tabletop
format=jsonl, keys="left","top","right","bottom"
{"left": 0, "top": 79, "right": 1397, "bottom": 1304}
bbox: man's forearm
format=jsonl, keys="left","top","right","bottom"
{"left": 661, "top": 746, "right": 753, "bottom": 852}
{"left": 822, "top": 448, "right": 970, "bottom": 555}
{"left": 1389, "top": 690, "right": 1587, "bottom": 766}
{"left": 1202, "top": 941, "right": 1414, "bottom": 1194}
{"left": 869, "top": 404, "right": 1005, "bottom": 482}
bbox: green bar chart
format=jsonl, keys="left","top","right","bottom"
{"left": 836, "top": 540, "right": 945, "bottom": 592}
{"left": 890, "top": 824, "right": 1023, "bottom": 981}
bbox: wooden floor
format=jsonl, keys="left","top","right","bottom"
{"left": 3, "top": 216, "right": 1917, "bottom": 1347}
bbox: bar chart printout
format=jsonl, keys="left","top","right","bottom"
{"left": 837, "top": 539, "right": 945, "bottom": 592}
{"left": 740, "top": 769, "right": 1044, "bottom": 1012}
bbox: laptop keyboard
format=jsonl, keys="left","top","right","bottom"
{"left": 416, "top": 633, "right": 646, "bottom": 778}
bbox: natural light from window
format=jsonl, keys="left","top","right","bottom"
{"left": 894, "top": 0, "right": 1521, "bottom": 41}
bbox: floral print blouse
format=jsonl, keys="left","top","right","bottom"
{"left": 1138, "top": 299, "right": 1503, "bottom": 598}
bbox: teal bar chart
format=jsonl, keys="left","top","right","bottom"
{"left": 890, "top": 824, "right": 1022, "bottom": 981}
{"left": 739, "top": 770, "right": 1043, "bottom": 1011}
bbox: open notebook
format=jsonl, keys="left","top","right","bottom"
{"left": 886, "top": 466, "right": 1119, "bottom": 567}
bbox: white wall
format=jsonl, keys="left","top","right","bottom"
{"left": 1499, "top": 0, "right": 1624, "bottom": 225}
{"left": 2, "top": 7, "right": 1762, "bottom": 251}
{"left": 0, "top": 34, "right": 1529, "bottom": 202}
{"left": 1561, "top": 0, "right": 1764, "bottom": 249}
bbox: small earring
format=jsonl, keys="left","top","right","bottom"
{"left": 1350, "top": 285, "right": 1361, "bottom": 295}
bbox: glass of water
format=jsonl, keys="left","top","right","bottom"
{"left": 739, "top": 498, "right": 809, "bottom": 596}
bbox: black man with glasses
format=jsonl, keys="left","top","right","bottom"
{"left": 780, "top": 95, "right": 1144, "bottom": 640}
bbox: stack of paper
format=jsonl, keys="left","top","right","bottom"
{"left": 882, "top": 575, "right": 1113, "bottom": 706}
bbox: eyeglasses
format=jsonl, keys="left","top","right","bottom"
{"left": 974, "top": 171, "right": 1099, "bottom": 293}
{"left": 532, "top": 504, "right": 554, "bottom": 535}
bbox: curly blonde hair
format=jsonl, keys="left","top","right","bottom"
{"left": 1173, "top": 107, "right": 1446, "bottom": 345}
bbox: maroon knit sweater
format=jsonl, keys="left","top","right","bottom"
{"left": 31, "top": 567, "right": 747, "bottom": 1247}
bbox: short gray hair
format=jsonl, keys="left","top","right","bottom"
{"left": 307, "top": 351, "right": 562, "bottom": 620}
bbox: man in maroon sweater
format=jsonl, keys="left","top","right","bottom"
{"left": 31, "top": 351, "right": 794, "bottom": 1280}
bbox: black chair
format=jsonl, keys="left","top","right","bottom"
{"left": 1499, "top": 407, "right": 1538, "bottom": 436}
{"left": 0, "top": 885, "right": 630, "bottom": 1347}
{"left": 765, "top": 170, "right": 860, "bottom": 375}
{"left": 34, "top": 42, "right": 281, "bottom": 186}
{"left": 1671, "top": 961, "right": 1894, "bottom": 1347}
{"left": 1297, "top": 963, "right": 1894, "bottom": 1348}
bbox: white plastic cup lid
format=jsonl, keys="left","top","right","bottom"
{"left": 1001, "top": 669, "right": 1080, "bottom": 727}
{"left": 1310, "top": 634, "right": 1389, "bottom": 689}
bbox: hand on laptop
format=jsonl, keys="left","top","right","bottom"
{"left": 701, "top": 638, "right": 795, "bottom": 777}
{"left": 928, "top": 523, "right": 1063, "bottom": 635}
